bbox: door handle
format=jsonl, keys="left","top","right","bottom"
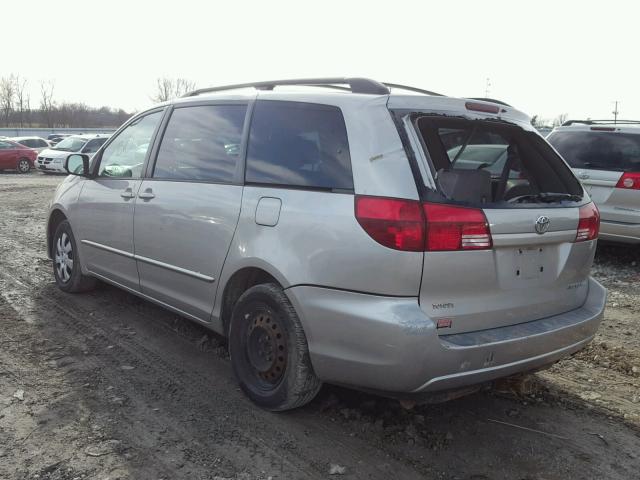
{"left": 120, "top": 189, "right": 135, "bottom": 199}
{"left": 138, "top": 189, "right": 155, "bottom": 200}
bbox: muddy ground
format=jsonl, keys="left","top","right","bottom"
{"left": 0, "top": 173, "right": 638, "bottom": 480}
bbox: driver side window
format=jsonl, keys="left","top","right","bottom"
{"left": 98, "top": 111, "right": 163, "bottom": 178}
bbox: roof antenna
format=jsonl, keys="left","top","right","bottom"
{"left": 484, "top": 77, "right": 491, "bottom": 97}
{"left": 612, "top": 100, "right": 620, "bottom": 124}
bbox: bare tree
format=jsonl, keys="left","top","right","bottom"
{"left": 152, "top": 77, "right": 196, "bottom": 102}
{"left": 14, "top": 76, "right": 29, "bottom": 128}
{"left": 40, "top": 80, "right": 56, "bottom": 128}
{"left": 552, "top": 113, "right": 568, "bottom": 127}
{"left": 0, "top": 75, "right": 16, "bottom": 127}
{"left": 530, "top": 115, "right": 550, "bottom": 129}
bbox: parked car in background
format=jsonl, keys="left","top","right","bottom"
{"left": 46, "top": 78, "right": 605, "bottom": 411}
{"left": 11, "top": 136, "right": 51, "bottom": 153}
{"left": 548, "top": 120, "right": 640, "bottom": 244}
{"left": 0, "top": 139, "right": 37, "bottom": 173}
{"left": 47, "top": 133, "right": 73, "bottom": 146}
{"left": 37, "top": 134, "right": 110, "bottom": 173}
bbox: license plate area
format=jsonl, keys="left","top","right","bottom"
{"left": 514, "top": 247, "right": 544, "bottom": 279}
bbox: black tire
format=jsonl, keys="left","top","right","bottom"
{"left": 52, "top": 220, "right": 97, "bottom": 293}
{"left": 229, "top": 283, "right": 322, "bottom": 411}
{"left": 17, "top": 158, "right": 31, "bottom": 174}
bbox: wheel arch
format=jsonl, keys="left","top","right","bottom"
{"left": 47, "top": 208, "right": 68, "bottom": 259}
{"left": 217, "top": 265, "right": 286, "bottom": 337}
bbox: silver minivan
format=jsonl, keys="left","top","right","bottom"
{"left": 47, "top": 78, "right": 606, "bottom": 410}
{"left": 548, "top": 120, "right": 640, "bottom": 244}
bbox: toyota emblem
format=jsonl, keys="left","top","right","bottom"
{"left": 535, "top": 215, "right": 550, "bottom": 234}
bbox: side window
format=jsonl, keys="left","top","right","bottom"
{"left": 153, "top": 105, "right": 247, "bottom": 182}
{"left": 83, "top": 138, "right": 105, "bottom": 154}
{"left": 98, "top": 111, "right": 162, "bottom": 178}
{"left": 36, "top": 139, "right": 47, "bottom": 148}
{"left": 21, "top": 140, "right": 33, "bottom": 148}
{"left": 246, "top": 101, "right": 353, "bottom": 190}
{"left": 0, "top": 141, "right": 11, "bottom": 149}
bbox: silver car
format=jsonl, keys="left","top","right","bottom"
{"left": 46, "top": 78, "right": 606, "bottom": 411}
{"left": 548, "top": 120, "right": 640, "bottom": 244}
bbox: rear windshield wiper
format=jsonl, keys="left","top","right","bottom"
{"left": 509, "top": 192, "right": 582, "bottom": 203}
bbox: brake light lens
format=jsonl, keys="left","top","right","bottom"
{"left": 355, "top": 197, "right": 493, "bottom": 252}
{"left": 355, "top": 196, "right": 425, "bottom": 251}
{"left": 423, "top": 203, "right": 492, "bottom": 251}
{"left": 575, "top": 203, "right": 600, "bottom": 242}
{"left": 615, "top": 172, "right": 640, "bottom": 190}
{"left": 465, "top": 101, "right": 500, "bottom": 114}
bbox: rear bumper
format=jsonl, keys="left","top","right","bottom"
{"left": 286, "top": 277, "right": 606, "bottom": 394}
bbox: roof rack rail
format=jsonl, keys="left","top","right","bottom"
{"left": 382, "top": 83, "right": 444, "bottom": 96}
{"left": 466, "top": 97, "right": 512, "bottom": 107}
{"left": 182, "top": 77, "right": 391, "bottom": 97}
{"left": 562, "top": 119, "right": 640, "bottom": 126}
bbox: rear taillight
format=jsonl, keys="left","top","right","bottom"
{"left": 355, "top": 196, "right": 493, "bottom": 252}
{"left": 575, "top": 203, "right": 600, "bottom": 242}
{"left": 423, "top": 203, "right": 492, "bottom": 251}
{"left": 615, "top": 172, "right": 640, "bottom": 190}
{"left": 355, "top": 196, "right": 425, "bottom": 251}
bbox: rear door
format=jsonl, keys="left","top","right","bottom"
{"left": 133, "top": 103, "right": 248, "bottom": 321}
{"left": 410, "top": 116, "right": 595, "bottom": 335}
{"left": 0, "top": 141, "right": 18, "bottom": 168}
{"left": 75, "top": 110, "right": 164, "bottom": 290}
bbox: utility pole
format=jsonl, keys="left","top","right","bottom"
{"left": 612, "top": 101, "right": 620, "bottom": 124}
{"left": 485, "top": 77, "right": 491, "bottom": 97}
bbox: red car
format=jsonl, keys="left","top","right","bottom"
{"left": 0, "top": 139, "right": 37, "bottom": 173}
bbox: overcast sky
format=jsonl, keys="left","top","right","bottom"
{"left": 3, "top": 0, "right": 638, "bottom": 122}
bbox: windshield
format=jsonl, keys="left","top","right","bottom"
{"left": 548, "top": 130, "right": 640, "bottom": 172}
{"left": 53, "top": 137, "right": 87, "bottom": 152}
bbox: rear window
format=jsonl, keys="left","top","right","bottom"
{"left": 416, "top": 117, "right": 583, "bottom": 206}
{"left": 548, "top": 131, "right": 640, "bottom": 172}
{"left": 246, "top": 101, "right": 353, "bottom": 190}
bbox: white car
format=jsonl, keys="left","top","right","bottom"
{"left": 36, "top": 134, "right": 110, "bottom": 173}
{"left": 11, "top": 136, "right": 51, "bottom": 153}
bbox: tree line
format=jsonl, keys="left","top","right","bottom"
{"left": 0, "top": 75, "right": 198, "bottom": 129}
{"left": 0, "top": 74, "right": 132, "bottom": 129}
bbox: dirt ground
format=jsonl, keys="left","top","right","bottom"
{"left": 0, "top": 173, "right": 638, "bottom": 480}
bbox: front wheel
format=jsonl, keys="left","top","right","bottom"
{"left": 229, "top": 283, "right": 322, "bottom": 411}
{"left": 17, "top": 158, "right": 31, "bottom": 173}
{"left": 52, "top": 220, "right": 97, "bottom": 293}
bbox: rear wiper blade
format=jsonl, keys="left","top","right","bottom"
{"left": 510, "top": 192, "right": 582, "bottom": 203}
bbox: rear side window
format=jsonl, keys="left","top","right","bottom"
{"left": 153, "top": 105, "right": 247, "bottom": 182}
{"left": 83, "top": 138, "right": 107, "bottom": 154}
{"left": 416, "top": 117, "right": 582, "bottom": 206}
{"left": 548, "top": 131, "right": 640, "bottom": 172}
{"left": 246, "top": 101, "right": 353, "bottom": 190}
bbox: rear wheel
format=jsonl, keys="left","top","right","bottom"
{"left": 17, "top": 158, "right": 31, "bottom": 173}
{"left": 229, "top": 283, "right": 322, "bottom": 411}
{"left": 52, "top": 220, "right": 97, "bottom": 293}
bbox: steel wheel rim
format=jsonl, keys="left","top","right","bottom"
{"left": 55, "top": 232, "right": 73, "bottom": 283}
{"left": 246, "top": 311, "right": 287, "bottom": 384}
{"left": 18, "top": 159, "right": 30, "bottom": 172}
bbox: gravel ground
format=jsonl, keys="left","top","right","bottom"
{"left": 0, "top": 173, "right": 638, "bottom": 480}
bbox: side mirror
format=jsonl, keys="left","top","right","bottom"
{"left": 64, "top": 154, "right": 90, "bottom": 176}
